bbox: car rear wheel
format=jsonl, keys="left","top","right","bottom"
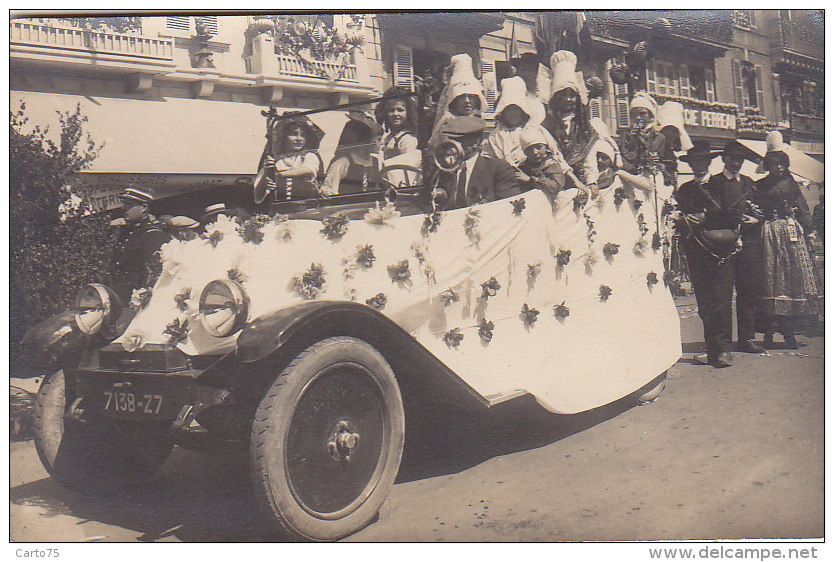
{"left": 251, "top": 336, "right": 405, "bottom": 541}
{"left": 34, "top": 369, "right": 174, "bottom": 493}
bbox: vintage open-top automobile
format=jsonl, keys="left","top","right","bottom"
{"left": 22, "top": 152, "right": 681, "bottom": 540}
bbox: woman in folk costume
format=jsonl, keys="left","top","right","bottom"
{"left": 656, "top": 101, "right": 694, "bottom": 194}
{"left": 429, "top": 53, "right": 488, "bottom": 148}
{"left": 254, "top": 114, "right": 325, "bottom": 203}
{"left": 752, "top": 131, "right": 821, "bottom": 348}
{"left": 542, "top": 50, "right": 600, "bottom": 193}
{"left": 322, "top": 111, "right": 383, "bottom": 195}
{"left": 589, "top": 119, "right": 656, "bottom": 195}
{"left": 484, "top": 76, "right": 563, "bottom": 169}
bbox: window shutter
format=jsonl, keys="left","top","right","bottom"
{"left": 705, "top": 68, "right": 716, "bottom": 102}
{"left": 166, "top": 16, "right": 190, "bottom": 31}
{"left": 589, "top": 98, "right": 602, "bottom": 119}
{"left": 669, "top": 63, "right": 680, "bottom": 97}
{"left": 678, "top": 65, "right": 691, "bottom": 99}
{"left": 754, "top": 65, "right": 764, "bottom": 109}
{"left": 393, "top": 45, "right": 414, "bottom": 91}
{"left": 731, "top": 59, "right": 744, "bottom": 107}
{"left": 645, "top": 59, "right": 657, "bottom": 94}
{"left": 748, "top": 10, "right": 757, "bottom": 28}
{"left": 615, "top": 83, "right": 629, "bottom": 129}
{"left": 480, "top": 60, "right": 497, "bottom": 112}
{"left": 198, "top": 15, "right": 218, "bottom": 35}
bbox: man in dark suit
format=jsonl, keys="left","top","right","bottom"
{"left": 434, "top": 116, "right": 520, "bottom": 209}
{"left": 676, "top": 140, "right": 763, "bottom": 368}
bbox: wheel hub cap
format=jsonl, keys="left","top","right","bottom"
{"left": 327, "top": 420, "right": 361, "bottom": 462}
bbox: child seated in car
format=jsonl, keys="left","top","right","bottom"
{"left": 516, "top": 127, "right": 566, "bottom": 196}
{"left": 254, "top": 115, "right": 325, "bottom": 203}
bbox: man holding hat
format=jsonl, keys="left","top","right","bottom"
{"left": 110, "top": 187, "right": 170, "bottom": 303}
{"left": 435, "top": 115, "right": 520, "bottom": 209}
{"left": 676, "top": 140, "right": 763, "bottom": 368}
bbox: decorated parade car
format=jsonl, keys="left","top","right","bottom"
{"left": 23, "top": 168, "right": 681, "bottom": 540}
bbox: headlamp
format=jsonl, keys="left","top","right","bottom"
{"left": 199, "top": 279, "right": 249, "bottom": 337}
{"left": 74, "top": 283, "right": 121, "bottom": 335}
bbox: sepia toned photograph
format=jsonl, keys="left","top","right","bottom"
{"left": 9, "top": 9, "right": 824, "bottom": 545}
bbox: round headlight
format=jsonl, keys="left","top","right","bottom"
{"left": 74, "top": 283, "right": 119, "bottom": 335}
{"left": 199, "top": 279, "right": 249, "bottom": 337}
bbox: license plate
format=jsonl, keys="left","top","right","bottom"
{"left": 103, "top": 390, "right": 163, "bottom": 415}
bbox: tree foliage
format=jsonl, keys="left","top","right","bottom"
{"left": 10, "top": 103, "right": 117, "bottom": 354}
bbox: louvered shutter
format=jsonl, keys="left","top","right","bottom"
{"left": 705, "top": 68, "right": 716, "bottom": 102}
{"left": 198, "top": 15, "right": 218, "bottom": 35}
{"left": 731, "top": 59, "right": 745, "bottom": 108}
{"left": 678, "top": 65, "right": 691, "bottom": 98}
{"left": 668, "top": 63, "right": 680, "bottom": 97}
{"left": 589, "top": 98, "right": 602, "bottom": 119}
{"left": 615, "top": 82, "right": 630, "bottom": 129}
{"left": 166, "top": 16, "right": 190, "bottom": 31}
{"left": 645, "top": 59, "right": 657, "bottom": 94}
{"left": 393, "top": 45, "right": 414, "bottom": 91}
{"left": 754, "top": 65, "right": 764, "bottom": 110}
{"left": 480, "top": 60, "right": 497, "bottom": 112}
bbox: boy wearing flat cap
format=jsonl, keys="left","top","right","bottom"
{"left": 676, "top": 141, "right": 764, "bottom": 368}
{"left": 110, "top": 187, "right": 171, "bottom": 302}
{"left": 435, "top": 116, "right": 520, "bottom": 209}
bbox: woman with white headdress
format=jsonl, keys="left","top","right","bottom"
{"left": 484, "top": 76, "right": 563, "bottom": 169}
{"left": 542, "top": 50, "right": 600, "bottom": 194}
{"left": 752, "top": 131, "right": 821, "bottom": 349}
{"left": 428, "top": 53, "right": 488, "bottom": 148}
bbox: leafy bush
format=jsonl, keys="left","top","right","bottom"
{"left": 10, "top": 103, "right": 117, "bottom": 368}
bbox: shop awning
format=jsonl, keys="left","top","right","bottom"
{"left": 737, "top": 139, "right": 824, "bottom": 183}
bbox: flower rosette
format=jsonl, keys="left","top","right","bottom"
{"left": 520, "top": 303, "right": 539, "bottom": 327}
{"left": 553, "top": 301, "right": 570, "bottom": 320}
{"left": 480, "top": 276, "right": 501, "bottom": 300}
{"left": 602, "top": 242, "right": 620, "bottom": 261}
{"left": 163, "top": 318, "right": 190, "bottom": 348}
{"left": 443, "top": 328, "right": 464, "bottom": 348}
{"left": 387, "top": 259, "right": 412, "bottom": 288}
{"left": 365, "top": 293, "right": 387, "bottom": 310}
{"left": 477, "top": 319, "right": 495, "bottom": 343}
{"left": 293, "top": 263, "right": 327, "bottom": 300}
{"left": 129, "top": 288, "right": 153, "bottom": 311}
{"left": 364, "top": 201, "right": 400, "bottom": 227}
{"left": 320, "top": 213, "right": 350, "bottom": 241}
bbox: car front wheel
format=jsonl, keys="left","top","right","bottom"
{"left": 251, "top": 336, "right": 405, "bottom": 541}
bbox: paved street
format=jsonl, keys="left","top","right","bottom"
{"left": 10, "top": 294, "right": 824, "bottom": 542}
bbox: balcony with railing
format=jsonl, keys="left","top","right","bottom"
{"left": 274, "top": 54, "right": 357, "bottom": 82}
{"left": 10, "top": 20, "right": 176, "bottom": 68}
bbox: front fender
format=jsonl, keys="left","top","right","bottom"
{"left": 236, "top": 301, "right": 403, "bottom": 363}
{"left": 235, "top": 300, "right": 491, "bottom": 408}
{"left": 20, "top": 311, "right": 83, "bottom": 363}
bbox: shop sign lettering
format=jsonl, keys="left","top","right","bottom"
{"left": 682, "top": 109, "right": 737, "bottom": 130}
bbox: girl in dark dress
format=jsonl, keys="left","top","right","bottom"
{"left": 753, "top": 149, "right": 821, "bottom": 348}
{"left": 254, "top": 115, "right": 325, "bottom": 203}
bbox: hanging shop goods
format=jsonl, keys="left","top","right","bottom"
{"left": 22, "top": 185, "right": 679, "bottom": 541}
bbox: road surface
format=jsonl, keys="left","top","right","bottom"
{"left": 10, "top": 295, "right": 824, "bottom": 542}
